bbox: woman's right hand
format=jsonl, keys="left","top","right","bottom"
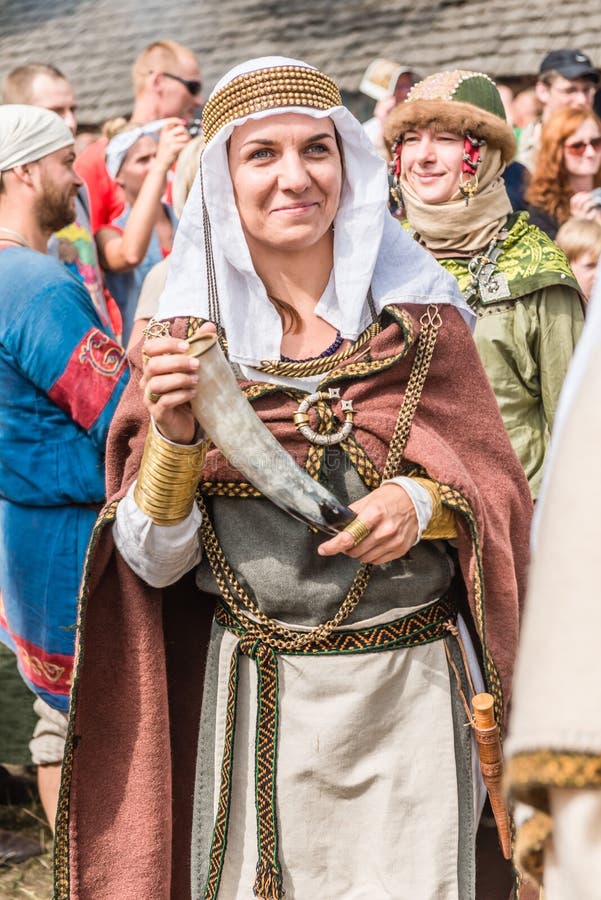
{"left": 155, "top": 118, "right": 191, "bottom": 170}
{"left": 140, "top": 323, "right": 215, "bottom": 445}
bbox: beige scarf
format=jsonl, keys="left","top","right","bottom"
{"left": 401, "top": 146, "right": 512, "bottom": 256}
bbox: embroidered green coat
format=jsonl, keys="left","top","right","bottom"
{"left": 438, "top": 213, "right": 584, "bottom": 499}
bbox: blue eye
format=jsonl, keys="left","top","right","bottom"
{"left": 250, "top": 148, "right": 273, "bottom": 160}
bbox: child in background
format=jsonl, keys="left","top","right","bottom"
{"left": 556, "top": 216, "right": 601, "bottom": 308}
{"left": 126, "top": 135, "right": 204, "bottom": 350}
{"left": 96, "top": 118, "right": 190, "bottom": 342}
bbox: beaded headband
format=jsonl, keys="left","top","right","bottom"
{"left": 202, "top": 65, "right": 342, "bottom": 143}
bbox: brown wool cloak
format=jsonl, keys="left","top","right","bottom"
{"left": 54, "top": 304, "right": 532, "bottom": 900}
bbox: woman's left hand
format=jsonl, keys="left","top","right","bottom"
{"left": 569, "top": 190, "right": 601, "bottom": 222}
{"left": 317, "top": 482, "right": 418, "bottom": 564}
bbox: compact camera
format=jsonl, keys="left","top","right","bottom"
{"left": 589, "top": 187, "right": 601, "bottom": 208}
{"left": 186, "top": 117, "right": 202, "bottom": 138}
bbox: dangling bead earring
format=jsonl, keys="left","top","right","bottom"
{"left": 459, "top": 132, "right": 486, "bottom": 206}
{"left": 459, "top": 171, "right": 479, "bottom": 205}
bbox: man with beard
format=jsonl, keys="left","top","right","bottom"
{"left": 3, "top": 63, "right": 123, "bottom": 340}
{"left": 0, "top": 105, "right": 129, "bottom": 831}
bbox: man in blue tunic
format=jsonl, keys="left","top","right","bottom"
{"left": 0, "top": 105, "right": 129, "bottom": 830}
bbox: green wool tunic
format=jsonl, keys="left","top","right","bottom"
{"left": 438, "top": 213, "right": 584, "bottom": 498}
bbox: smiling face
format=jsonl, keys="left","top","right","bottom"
{"left": 563, "top": 116, "right": 601, "bottom": 179}
{"left": 400, "top": 127, "right": 465, "bottom": 204}
{"left": 32, "top": 144, "right": 82, "bottom": 233}
{"left": 227, "top": 113, "right": 343, "bottom": 257}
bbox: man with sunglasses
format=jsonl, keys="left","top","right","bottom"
{"left": 75, "top": 39, "right": 201, "bottom": 233}
{"left": 518, "top": 49, "right": 599, "bottom": 171}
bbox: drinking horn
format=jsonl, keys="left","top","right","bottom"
{"left": 187, "top": 331, "right": 357, "bottom": 535}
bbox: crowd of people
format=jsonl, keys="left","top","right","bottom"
{"left": 0, "top": 36, "right": 599, "bottom": 900}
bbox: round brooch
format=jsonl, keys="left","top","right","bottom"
{"left": 293, "top": 387, "right": 355, "bottom": 446}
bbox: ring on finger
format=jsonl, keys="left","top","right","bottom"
{"left": 342, "top": 517, "right": 371, "bottom": 547}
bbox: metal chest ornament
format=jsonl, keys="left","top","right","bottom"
{"left": 293, "top": 388, "right": 355, "bottom": 445}
{"left": 465, "top": 227, "right": 511, "bottom": 307}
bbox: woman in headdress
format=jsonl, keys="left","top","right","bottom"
{"left": 385, "top": 71, "right": 584, "bottom": 500}
{"left": 56, "top": 58, "right": 531, "bottom": 900}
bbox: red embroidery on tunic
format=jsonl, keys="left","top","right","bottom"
{"left": 0, "top": 605, "right": 72, "bottom": 695}
{"left": 48, "top": 327, "right": 126, "bottom": 429}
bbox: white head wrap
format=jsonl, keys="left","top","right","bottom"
{"left": 0, "top": 104, "right": 73, "bottom": 172}
{"left": 158, "top": 56, "right": 473, "bottom": 367}
{"left": 105, "top": 119, "right": 169, "bottom": 178}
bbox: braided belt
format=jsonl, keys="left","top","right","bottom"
{"left": 202, "top": 593, "right": 457, "bottom": 900}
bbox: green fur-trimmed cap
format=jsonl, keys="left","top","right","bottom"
{"left": 384, "top": 70, "right": 516, "bottom": 163}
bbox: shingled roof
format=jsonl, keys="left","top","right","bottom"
{"left": 0, "top": 0, "right": 599, "bottom": 125}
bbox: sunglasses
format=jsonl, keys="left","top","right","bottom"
{"left": 564, "top": 137, "right": 601, "bottom": 156}
{"left": 162, "top": 72, "right": 202, "bottom": 96}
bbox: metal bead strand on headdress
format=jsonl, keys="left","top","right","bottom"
{"left": 198, "top": 63, "right": 342, "bottom": 354}
{"left": 202, "top": 65, "right": 342, "bottom": 143}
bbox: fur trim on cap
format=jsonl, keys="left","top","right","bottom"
{"left": 384, "top": 98, "right": 516, "bottom": 164}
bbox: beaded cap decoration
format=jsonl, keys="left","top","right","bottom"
{"left": 405, "top": 70, "right": 506, "bottom": 120}
{"left": 384, "top": 69, "right": 516, "bottom": 164}
{"left": 202, "top": 65, "right": 343, "bottom": 143}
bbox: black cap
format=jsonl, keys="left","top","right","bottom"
{"left": 539, "top": 49, "right": 599, "bottom": 83}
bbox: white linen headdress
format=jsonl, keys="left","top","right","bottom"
{"left": 0, "top": 104, "right": 73, "bottom": 172}
{"left": 158, "top": 56, "right": 473, "bottom": 367}
{"left": 105, "top": 119, "right": 169, "bottom": 178}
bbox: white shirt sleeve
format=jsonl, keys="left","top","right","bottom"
{"left": 113, "top": 482, "right": 202, "bottom": 588}
{"left": 382, "top": 476, "right": 433, "bottom": 543}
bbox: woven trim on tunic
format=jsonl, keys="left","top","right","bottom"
{"left": 317, "top": 307, "right": 415, "bottom": 389}
{"left": 203, "top": 594, "right": 457, "bottom": 899}
{"left": 199, "top": 481, "right": 261, "bottom": 498}
{"left": 53, "top": 499, "right": 119, "bottom": 900}
{"left": 186, "top": 317, "right": 207, "bottom": 338}
{"left": 436, "top": 482, "right": 504, "bottom": 730}
{"left": 514, "top": 809, "right": 552, "bottom": 887}
{"left": 508, "top": 750, "right": 601, "bottom": 808}
{"left": 339, "top": 435, "right": 382, "bottom": 490}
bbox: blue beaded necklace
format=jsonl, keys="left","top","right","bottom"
{"left": 280, "top": 330, "right": 344, "bottom": 363}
